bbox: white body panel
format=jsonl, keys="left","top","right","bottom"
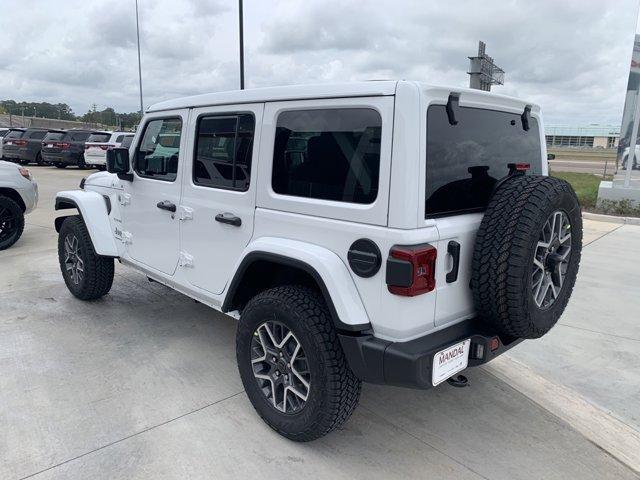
{"left": 0, "top": 160, "right": 38, "bottom": 213}
{"left": 57, "top": 81, "right": 547, "bottom": 343}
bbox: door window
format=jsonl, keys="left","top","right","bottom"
{"left": 271, "top": 108, "right": 382, "bottom": 204}
{"left": 135, "top": 118, "right": 182, "bottom": 182}
{"left": 193, "top": 113, "right": 255, "bottom": 191}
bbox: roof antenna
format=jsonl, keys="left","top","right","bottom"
{"left": 521, "top": 105, "right": 531, "bottom": 131}
{"left": 446, "top": 93, "right": 460, "bottom": 126}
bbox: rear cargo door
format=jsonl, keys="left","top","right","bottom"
{"left": 426, "top": 100, "right": 543, "bottom": 327}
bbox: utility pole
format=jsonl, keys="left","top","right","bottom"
{"left": 238, "top": 0, "right": 245, "bottom": 89}
{"left": 468, "top": 41, "right": 505, "bottom": 92}
{"left": 135, "top": 0, "right": 144, "bottom": 114}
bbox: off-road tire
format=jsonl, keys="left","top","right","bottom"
{"left": 471, "top": 175, "right": 582, "bottom": 339}
{"left": 236, "top": 285, "right": 362, "bottom": 441}
{"left": 0, "top": 195, "right": 25, "bottom": 250}
{"left": 58, "top": 215, "right": 114, "bottom": 300}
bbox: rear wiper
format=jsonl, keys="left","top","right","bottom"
{"left": 521, "top": 105, "right": 531, "bottom": 131}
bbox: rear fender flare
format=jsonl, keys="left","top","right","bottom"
{"left": 222, "top": 237, "right": 371, "bottom": 331}
{"left": 55, "top": 190, "right": 118, "bottom": 257}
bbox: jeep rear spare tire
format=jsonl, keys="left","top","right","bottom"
{"left": 471, "top": 175, "right": 582, "bottom": 339}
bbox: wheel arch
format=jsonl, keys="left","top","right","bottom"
{"left": 0, "top": 187, "right": 26, "bottom": 212}
{"left": 55, "top": 190, "right": 118, "bottom": 257}
{"left": 222, "top": 239, "right": 371, "bottom": 332}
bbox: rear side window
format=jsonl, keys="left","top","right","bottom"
{"left": 87, "top": 133, "right": 110, "bottom": 143}
{"left": 193, "top": 113, "right": 255, "bottom": 191}
{"left": 44, "top": 132, "right": 64, "bottom": 142}
{"left": 120, "top": 136, "right": 134, "bottom": 148}
{"left": 5, "top": 130, "right": 24, "bottom": 139}
{"left": 28, "top": 130, "right": 46, "bottom": 140}
{"left": 272, "top": 108, "right": 381, "bottom": 204}
{"left": 135, "top": 118, "right": 182, "bottom": 182}
{"left": 425, "top": 105, "right": 542, "bottom": 218}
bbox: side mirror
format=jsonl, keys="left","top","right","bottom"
{"left": 107, "top": 148, "right": 133, "bottom": 181}
{"left": 547, "top": 153, "right": 556, "bottom": 160}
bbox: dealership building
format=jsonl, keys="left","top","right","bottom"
{"left": 545, "top": 124, "right": 620, "bottom": 149}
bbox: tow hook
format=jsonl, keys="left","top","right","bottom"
{"left": 447, "top": 374, "right": 469, "bottom": 388}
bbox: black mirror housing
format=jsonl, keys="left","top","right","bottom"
{"left": 547, "top": 153, "right": 556, "bottom": 161}
{"left": 107, "top": 148, "right": 133, "bottom": 181}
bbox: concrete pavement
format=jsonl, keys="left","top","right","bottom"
{"left": 1, "top": 166, "right": 638, "bottom": 479}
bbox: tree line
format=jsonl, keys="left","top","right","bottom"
{"left": 0, "top": 100, "right": 142, "bottom": 129}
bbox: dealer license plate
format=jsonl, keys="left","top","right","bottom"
{"left": 432, "top": 339, "right": 471, "bottom": 386}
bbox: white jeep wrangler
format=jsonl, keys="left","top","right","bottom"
{"left": 54, "top": 81, "right": 582, "bottom": 441}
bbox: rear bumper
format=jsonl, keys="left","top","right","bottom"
{"left": 339, "top": 318, "right": 522, "bottom": 389}
{"left": 43, "top": 151, "right": 80, "bottom": 165}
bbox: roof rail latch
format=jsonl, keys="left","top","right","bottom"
{"left": 446, "top": 93, "right": 460, "bottom": 126}
{"left": 521, "top": 105, "right": 532, "bottom": 131}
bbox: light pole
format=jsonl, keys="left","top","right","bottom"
{"left": 239, "top": 0, "right": 244, "bottom": 89}
{"left": 135, "top": 0, "right": 144, "bottom": 115}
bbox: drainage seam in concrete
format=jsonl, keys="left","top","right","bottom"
{"left": 583, "top": 224, "right": 624, "bottom": 247}
{"left": 557, "top": 322, "right": 640, "bottom": 343}
{"left": 18, "top": 391, "right": 244, "bottom": 480}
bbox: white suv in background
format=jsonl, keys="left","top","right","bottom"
{"left": 0, "top": 128, "right": 10, "bottom": 159}
{"left": 84, "top": 131, "right": 134, "bottom": 170}
{"left": 54, "top": 81, "right": 582, "bottom": 441}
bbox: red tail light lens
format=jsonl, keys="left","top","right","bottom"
{"left": 386, "top": 244, "right": 437, "bottom": 296}
{"left": 99, "top": 145, "right": 110, "bottom": 150}
{"left": 85, "top": 145, "right": 90, "bottom": 150}
{"left": 14, "top": 140, "right": 28, "bottom": 147}
{"left": 55, "top": 142, "right": 71, "bottom": 149}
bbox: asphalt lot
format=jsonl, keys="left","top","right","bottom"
{"left": 1, "top": 166, "right": 639, "bottom": 479}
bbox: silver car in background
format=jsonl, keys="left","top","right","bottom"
{"left": 0, "top": 160, "right": 38, "bottom": 250}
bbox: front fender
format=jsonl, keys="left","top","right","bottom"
{"left": 55, "top": 190, "right": 118, "bottom": 257}
{"left": 224, "top": 237, "right": 371, "bottom": 330}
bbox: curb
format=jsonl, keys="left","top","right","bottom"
{"left": 582, "top": 211, "right": 640, "bottom": 226}
{"left": 484, "top": 356, "right": 640, "bottom": 474}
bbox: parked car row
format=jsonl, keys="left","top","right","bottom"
{"left": 0, "top": 127, "right": 133, "bottom": 170}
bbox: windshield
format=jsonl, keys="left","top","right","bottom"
{"left": 44, "top": 132, "right": 64, "bottom": 142}
{"left": 87, "top": 133, "right": 111, "bottom": 143}
{"left": 425, "top": 105, "right": 542, "bottom": 218}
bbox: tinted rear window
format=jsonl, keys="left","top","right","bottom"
{"left": 425, "top": 105, "right": 542, "bottom": 218}
{"left": 272, "top": 108, "right": 382, "bottom": 204}
{"left": 44, "top": 132, "right": 64, "bottom": 142}
{"left": 63, "top": 132, "right": 91, "bottom": 142}
{"left": 28, "top": 130, "right": 47, "bottom": 140}
{"left": 87, "top": 133, "right": 111, "bottom": 143}
{"left": 5, "top": 130, "right": 25, "bottom": 139}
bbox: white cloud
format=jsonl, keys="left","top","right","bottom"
{"left": 0, "top": 0, "right": 637, "bottom": 125}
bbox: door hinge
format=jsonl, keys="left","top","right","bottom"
{"left": 118, "top": 193, "right": 131, "bottom": 206}
{"left": 179, "top": 206, "right": 194, "bottom": 221}
{"left": 122, "top": 231, "right": 133, "bottom": 244}
{"left": 179, "top": 251, "right": 194, "bottom": 268}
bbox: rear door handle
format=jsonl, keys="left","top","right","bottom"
{"left": 156, "top": 200, "right": 176, "bottom": 212}
{"left": 446, "top": 241, "right": 460, "bottom": 283}
{"left": 215, "top": 213, "right": 242, "bottom": 227}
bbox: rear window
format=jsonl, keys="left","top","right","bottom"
{"left": 86, "top": 133, "right": 111, "bottom": 143}
{"left": 5, "top": 130, "right": 25, "bottom": 139}
{"left": 0, "top": 130, "right": 9, "bottom": 138}
{"left": 425, "top": 105, "right": 542, "bottom": 218}
{"left": 28, "top": 130, "right": 47, "bottom": 140}
{"left": 272, "top": 108, "right": 382, "bottom": 204}
{"left": 63, "top": 132, "right": 91, "bottom": 142}
{"left": 44, "top": 132, "right": 64, "bottom": 142}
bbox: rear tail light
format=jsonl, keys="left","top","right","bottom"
{"left": 55, "top": 142, "right": 71, "bottom": 149}
{"left": 386, "top": 244, "right": 437, "bottom": 296}
{"left": 14, "top": 140, "right": 27, "bottom": 147}
{"left": 99, "top": 145, "right": 110, "bottom": 150}
{"left": 85, "top": 145, "right": 90, "bottom": 150}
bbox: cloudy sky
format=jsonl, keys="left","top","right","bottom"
{"left": 0, "top": 0, "right": 638, "bottom": 125}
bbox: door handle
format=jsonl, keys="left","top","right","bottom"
{"left": 156, "top": 200, "right": 176, "bottom": 212}
{"left": 215, "top": 212, "right": 242, "bottom": 227}
{"left": 446, "top": 241, "right": 460, "bottom": 283}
